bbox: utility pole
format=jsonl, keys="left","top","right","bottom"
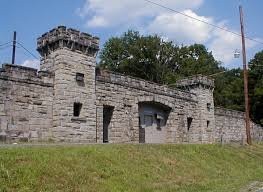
{"left": 239, "top": 5, "right": 252, "bottom": 145}
{"left": 12, "top": 31, "right": 16, "bottom": 64}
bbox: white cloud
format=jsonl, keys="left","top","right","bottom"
{"left": 146, "top": 11, "right": 260, "bottom": 64}
{"left": 77, "top": 0, "right": 260, "bottom": 66}
{"left": 147, "top": 10, "right": 213, "bottom": 44}
{"left": 78, "top": 0, "right": 203, "bottom": 27}
{"left": 21, "top": 59, "right": 40, "bottom": 70}
{"left": 208, "top": 27, "right": 259, "bottom": 65}
{"left": 87, "top": 16, "right": 108, "bottom": 27}
{"left": 208, "top": 28, "right": 240, "bottom": 64}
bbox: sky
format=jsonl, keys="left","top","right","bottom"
{"left": 0, "top": 0, "right": 262, "bottom": 69}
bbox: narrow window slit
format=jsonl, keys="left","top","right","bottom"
{"left": 207, "top": 120, "right": 210, "bottom": 128}
{"left": 187, "top": 117, "right": 193, "bottom": 131}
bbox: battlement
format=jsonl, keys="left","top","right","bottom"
{"left": 37, "top": 26, "right": 100, "bottom": 57}
{"left": 0, "top": 64, "right": 53, "bottom": 86}
{"left": 1, "top": 64, "right": 38, "bottom": 77}
{"left": 176, "top": 75, "right": 214, "bottom": 90}
{"left": 96, "top": 69, "right": 196, "bottom": 102}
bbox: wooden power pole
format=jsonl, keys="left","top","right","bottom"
{"left": 12, "top": 31, "right": 16, "bottom": 64}
{"left": 239, "top": 5, "right": 252, "bottom": 145}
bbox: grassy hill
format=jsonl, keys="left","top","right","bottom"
{"left": 0, "top": 144, "right": 263, "bottom": 192}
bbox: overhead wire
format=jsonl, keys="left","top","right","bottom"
{"left": 1, "top": 1, "right": 261, "bottom": 72}
{"left": 0, "top": 41, "right": 12, "bottom": 47}
{"left": 248, "top": 64, "right": 263, "bottom": 67}
{"left": 16, "top": 41, "right": 39, "bottom": 60}
{"left": 0, "top": 40, "right": 39, "bottom": 63}
{"left": 208, "top": 71, "right": 227, "bottom": 77}
{"left": 142, "top": 0, "right": 263, "bottom": 77}
{"left": 143, "top": 0, "right": 263, "bottom": 45}
{"left": 0, "top": 45, "right": 13, "bottom": 50}
{"left": 17, "top": 45, "right": 37, "bottom": 59}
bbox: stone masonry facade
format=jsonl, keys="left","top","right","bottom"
{"left": 0, "top": 26, "right": 262, "bottom": 143}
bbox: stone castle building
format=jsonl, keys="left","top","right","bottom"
{"left": 0, "top": 26, "right": 262, "bottom": 143}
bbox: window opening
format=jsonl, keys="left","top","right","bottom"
{"left": 73, "top": 102, "right": 82, "bottom": 117}
{"left": 76, "top": 73, "right": 84, "bottom": 82}
{"left": 187, "top": 117, "right": 193, "bottom": 131}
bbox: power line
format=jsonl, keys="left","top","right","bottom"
{"left": 0, "top": 45, "right": 22, "bottom": 51}
{"left": 0, "top": 39, "right": 39, "bottom": 61}
{"left": 143, "top": 0, "right": 263, "bottom": 45}
{"left": 248, "top": 64, "right": 263, "bottom": 67}
{"left": 17, "top": 46, "right": 37, "bottom": 59}
{"left": 208, "top": 65, "right": 263, "bottom": 78}
{"left": 208, "top": 71, "right": 227, "bottom": 77}
{"left": 0, "top": 45, "right": 13, "bottom": 50}
{"left": 16, "top": 41, "right": 39, "bottom": 60}
{"left": 0, "top": 41, "right": 12, "bottom": 47}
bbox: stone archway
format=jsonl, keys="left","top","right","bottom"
{"left": 138, "top": 101, "right": 171, "bottom": 143}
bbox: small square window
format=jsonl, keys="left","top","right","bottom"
{"left": 73, "top": 102, "right": 82, "bottom": 117}
{"left": 76, "top": 73, "right": 84, "bottom": 82}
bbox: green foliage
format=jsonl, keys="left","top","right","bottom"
{"left": 99, "top": 31, "right": 222, "bottom": 84}
{"left": 214, "top": 69, "right": 244, "bottom": 111}
{"left": 99, "top": 30, "right": 263, "bottom": 125}
{"left": 213, "top": 50, "right": 263, "bottom": 125}
{"left": 176, "top": 44, "right": 223, "bottom": 77}
{"left": 100, "top": 30, "right": 181, "bottom": 84}
{"left": 248, "top": 51, "right": 263, "bottom": 125}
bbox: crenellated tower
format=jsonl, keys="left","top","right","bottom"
{"left": 177, "top": 75, "right": 215, "bottom": 143}
{"left": 37, "top": 26, "right": 99, "bottom": 142}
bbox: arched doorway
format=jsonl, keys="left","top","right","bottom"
{"left": 138, "top": 101, "right": 171, "bottom": 143}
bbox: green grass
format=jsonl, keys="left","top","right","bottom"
{"left": 0, "top": 144, "right": 263, "bottom": 192}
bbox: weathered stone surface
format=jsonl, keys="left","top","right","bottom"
{"left": 215, "top": 107, "right": 263, "bottom": 143}
{"left": 0, "top": 64, "right": 53, "bottom": 142}
{"left": 95, "top": 70, "right": 213, "bottom": 143}
{"left": 0, "top": 26, "right": 262, "bottom": 143}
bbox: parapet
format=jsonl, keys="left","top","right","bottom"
{"left": 37, "top": 26, "right": 100, "bottom": 57}
{"left": 0, "top": 64, "right": 53, "bottom": 86}
{"left": 176, "top": 75, "right": 214, "bottom": 90}
{"left": 96, "top": 69, "right": 196, "bottom": 102}
{"left": 215, "top": 107, "right": 245, "bottom": 119}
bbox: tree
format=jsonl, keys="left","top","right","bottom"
{"left": 99, "top": 31, "right": 223, "bottom": 84}
{"left": 99, "top": 30, "right": 263, "bottom": 125}
{"left": 99, "top": 30, "right": 180, "bottom": 84}
{"left": 248, "top": 51, "right": 263, "bottom": 125}
{"left": 214, "top": 50, "right": 263, "bottom": 126}
{"left": 176, "top": 44, "right": 224, "bottom": 77}
{"left": 214, "top": 69, "right": 244, "bottom": 111}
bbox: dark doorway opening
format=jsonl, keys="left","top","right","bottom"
{"left": 138, "top": 101, "right": 171, "bottom": 143}
{"left": 103, "top": 105, "right": 114, "bottom": 143}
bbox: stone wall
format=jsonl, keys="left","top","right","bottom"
{"left": 251, "top": 122, "right": 263, "bottom": 142}
{"left": 95, "top": 70, "right": 214, "bottom": 144}
{"left": 214, "top": 107, "right": 263, "bottom": 143}
{"left": 0, "top": 64, "right": 53, "bottom": 142}
{"left": 1, "top": 26, "right": 262, "bottom": 144}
